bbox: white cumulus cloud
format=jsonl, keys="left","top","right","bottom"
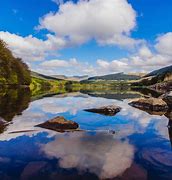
{"left": 0, "top": 31, "right": 66, "bottom": 62}
{"left": 155, "top": 32, "right": 172, "bottom": 56}
{"left": 41, "top": 59, "right": 69, "bottom": 68}
{"left": 0, "top": 2, "right": 171, "bottom": 75}
{"left": 38, "top": 0, "right": 140, "bottom": 47}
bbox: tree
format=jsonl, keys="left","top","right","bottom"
{"left": 0, "top": 39, "right": 31, "bottom": 85}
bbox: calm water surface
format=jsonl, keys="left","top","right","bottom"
{"left": 0, "top": 88, "right": 172, "bottom": 180}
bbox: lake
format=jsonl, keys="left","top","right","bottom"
{"left": 0, "top": 87, "right": 172, "bottom": 180}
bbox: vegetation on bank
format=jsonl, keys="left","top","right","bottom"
{"left": 132, "top": 73, "right": 172, "bottom": 87}
{"left": 30, "top": 77, "right": 67, "bottom": 96}
{"left": 131, "top": 65, "right": 172, "bottom": 92}
{"left": 0, "top": 39, "right": 71, "bottom": 93}
{"left": 0, "top": 87, "right": 31, "bottom": 122}
{"left": 0, "top": 40, "right": 31, "bottom": 85}
{"left": 0, "top": 38, "right": 171, "bottom": 94}
{"left": 29, "top": 78, "right": 131, "bottom": 97}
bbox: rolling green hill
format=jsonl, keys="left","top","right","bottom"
{"left": 31, "top": 71, "right": 63, "bottom": 81}
{"left": 145, "top": 65, "right": 172, "bottom": 77}
{"left": 32, "top": 71, "right": 88, "bottom": 82}
{"left": 132, "top": 65, "right": 172, "bottom": 91}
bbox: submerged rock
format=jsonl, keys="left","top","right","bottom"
{"left": 84, "top": 105, "right": 121, "bottom": 116}
{"left": 36, "top": 116, "right": 79, "bottom": 132}
{"left": 129, "top": 98, "right": 168, "bottom": 113}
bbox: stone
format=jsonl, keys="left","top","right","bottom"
{"left": 129, "top": 98, "right": 168, "bottom": 112}
{"left": 84, "top": 105, "right": 121, "bottom": 116}
{"left": 36, "top": 116, "right": 79, "bottom": 132}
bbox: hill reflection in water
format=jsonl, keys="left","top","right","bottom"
{"left": 0, "top": 87, "right": 171, "bottom": 179}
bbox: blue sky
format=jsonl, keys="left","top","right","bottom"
{"left": 0, "top": 0, "right": 172, "bottom": 75}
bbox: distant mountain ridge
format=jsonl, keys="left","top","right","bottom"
{"left": 145, "top": 65, "right": 172, "bottom": 77}
{"left": 31, "top": 65, "right": 172, "bottom": 85}
{"left": 87, "top": 73, "right": 141, "bottom": 81}
{"left": 31, "top": 71, "right": 88, "bottom": 82}
{"left": 31, "top": 71, "right": 63, "bottom": 81}
{"left": 52, "top": 75, "right": 88, "bottom": 81}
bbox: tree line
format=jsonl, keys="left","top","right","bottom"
{"left": 0, "top": 40, "right": 31, "bottom": 85}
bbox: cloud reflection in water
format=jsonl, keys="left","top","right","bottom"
{"left": 0, "top": 94, "right": 169, "bottom": 142}
{"left": 40, "top": 132, "right": 134, "bottom": 179}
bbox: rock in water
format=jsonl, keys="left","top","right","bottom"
{"left": 36, "top": 116, "right": 79, "bottom": 132}
{"left": 84, "top": 105, "right": 121, "bottom": 116}
{"left": 129, "top": 98, "right": 168, "bottom": 113}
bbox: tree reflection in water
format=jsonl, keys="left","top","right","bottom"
{"left": 0, "top": 87, "right": 31, "bottom": 133}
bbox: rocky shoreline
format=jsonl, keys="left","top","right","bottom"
{"left": 129, "top": 91, "right": 172, "bottom": 117}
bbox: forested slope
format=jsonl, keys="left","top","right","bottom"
{"left": 0, "top": 40, "right": 31, "bottom": 85}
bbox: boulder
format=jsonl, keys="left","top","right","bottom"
{"left": 129, "top": 98, "right": 168, "bottom": 113}
{"left": 84, "top": 105, "right": 121, "bottom": 116}
{"left": 36, "top": 116, "right": 79, "bottom": 132}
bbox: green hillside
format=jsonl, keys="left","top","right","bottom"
{"left": 0, "top": 40, "right": 31, "bottom": 85}
{"left": 132, "top": 65, "right": 172, "bottom": 91}
{"left": 31, "top": 71, "right": 63, "bottom": 81}
{"left": 145, "top": 65, "right": 172, "bottom": 77}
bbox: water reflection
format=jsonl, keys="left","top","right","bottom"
{"left": 0, "top": 87, "right": 31, "bottom": 134}
{"left": 0, "top": 117, "right": 7, "bottom": 134}
{"left": 0, "top": 87, "right": 31, "bottom": 122}
{"left": 0, "top": 89, "right": 170, "bottom": 141}
{"left": 81, "top": 87, "right": 163, "bottom": 101}
{"left": 138, "top": 144, "right": 172, "bottom": 179}
{"left": 167, "top": 113, "right": 172, "bottom": 147}
{"left": 81, "top": 89, "right": 141, "bottom": 100}
{"left": 0, "top": 88, "right": 172, "bottom": 179}
{"left": 131, "top": 87, "right": 163, "bottom": 98}
{"left": 40, "top": 132, "right": 134, "bottom": 179}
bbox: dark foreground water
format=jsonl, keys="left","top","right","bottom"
{"left": 0, "top": 88, "right": 172, "bottom": 180}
